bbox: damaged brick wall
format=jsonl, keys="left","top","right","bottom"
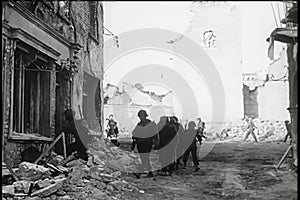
{"left": 243, "top": 84, "right": 259, "bottom": 118}
{"left": 70, "top": 1, "right": 104, "bottom": 131}
{"left": 287, "top": 43, "right": 298, "bottom": 163}
{"left": 2, "top": 1, "right": 104, "bottom": 166}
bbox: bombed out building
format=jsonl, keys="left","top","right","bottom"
{"left": 2, "top": 1, "right": 104, "bottom": 167}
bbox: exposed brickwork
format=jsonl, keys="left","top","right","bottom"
{"left": 2, "top": 1, "right": 104, "bottom": 166}
{"left": 243, "top": 84, "right": 259, "bottom": 118}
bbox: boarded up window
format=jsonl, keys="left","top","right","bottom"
{"left": 89, "top": 1, "right": 98, "bottom": 40}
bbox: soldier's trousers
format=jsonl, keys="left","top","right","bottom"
{"left": 182, "top": 146, "right": 199, "bottom": 167}
{"left": 137, "top": 141, "right": 153, "bottom": 172}
{"left": 244, "top": 131, "right": 258, "bottom": 142}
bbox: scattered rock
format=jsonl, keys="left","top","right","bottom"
{"left": 19, "top": 162, "right": 51, "bottom": 181}
{"left": 90, "top": 187, "right": 108, "bottom": 199}
{"left": 25, "top": 196, "right": 41, "bottom": 200}
{"left": 31, "top": 178, "right": 66, "bottom": 198}
{"left": 108, "top": 180, "right": 129, "bottom": 191}
{"left": 68, "top": 166, "right": 83, "bottom": 181}
{"left": 2, "top": 185, "right": 15, "bottom": 196}
{"left": 111, "top": 171, "right": 122, "bottom": 178}
{"left": 13, "top": 180, "right": 33, "bottom": 193}
{"left": 57, "top": 195, "right": 71, "bottom": 200}
{"left": 106, "top": 184, "right": 114, "bottom": 193}
{"left": 55, "top": 188, "right": 66, "bottom": 196}
{"left": 35, "top": 178, "right": 52, "bottom": 189}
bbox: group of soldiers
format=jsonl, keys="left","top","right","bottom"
{"left": 60, "top": 108, "right": 292, "bottom": 180}
{"left": 131, "top": 109, "right": 206, "bottom": 178}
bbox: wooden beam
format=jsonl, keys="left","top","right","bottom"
{"left": 62, "top": 132, "right": 67, "bottom": 159}
{"left": 276, "top": 144, "right": 293, "bottom": 169}
{"left": 3, "top": 161, "right": 19, "bottom": 181}
{"left": 34, "top": 132, "right": 66, "bottom": 164}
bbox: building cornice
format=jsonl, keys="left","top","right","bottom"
{"left": 8, "top": 1, "right": 72, "bottom": 48}
{"left": 3, "top": 21, "right": 61, "bottom": 60}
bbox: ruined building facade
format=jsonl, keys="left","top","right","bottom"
{"left": 2, "top": 1, "right": 104, "bottom": 166}
{"left": 267, "top": 1, "right": 297, "bottom": 165}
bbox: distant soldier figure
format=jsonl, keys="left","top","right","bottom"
{"left": 106, "top": 114, "right": 119, "bottom": 139}
{"left": 244, "top": 118, "right": 258, "bottom": 143}
{"left": 283, "top": 120, "right": 292, "bottom": 143}
{"left": 106, "top": 114, "right": 120, "bottom": 146}
{"left": 182, "top": 121, "right": 201, "bottom": 172}
{"left": 196, "top": 118, "right": 207, "bottom": 145}
{"left": 131, "top": 110, "right": 158, "bottom": 178}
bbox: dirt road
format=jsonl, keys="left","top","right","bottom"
{"left": 121, "top": 141, "right": 297, "bottom": 200}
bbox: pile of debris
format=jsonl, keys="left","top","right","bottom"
{"left": 2, "top": 139, "right": 143, "bottom": 200}
{"left": 216, "top": 119, "right": 288, "bottom": 141}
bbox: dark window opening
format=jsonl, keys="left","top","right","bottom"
{"left": 12, "top": 47, "right": 51, "bottom": 137}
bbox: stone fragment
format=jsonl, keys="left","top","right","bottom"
{"left": 106, "top": 184, "right": 114, "bottom": 193}
{"left": 100, "top": 173, "right": 114, "bottom": 183}
{"left": 55, "top": 188, "right": 66, "bottom": 196}
{"left": 19, "top": 162, "right": 51, "bottom": 181}
{"left": 2, "top": 185, "right": 15, "bottom": 196}
{"left": 90, "top": 187, "right": 108, "bottom": 199}
{"left": 92, "top": 155, "right": 106, "bottom": 166}
{"left": 57, "top": 195, "right": 71, "bottom": 200}
{"left": 111, "top": 171, "right": 122, "bottom": 178}
{"left": 108, "top": 180, "right": 129, "bottom": 191}
{"left": 35, "top": 178, "right": 52, "bottom": 189}
{"left": 31, "top": 178, "right": 66, "bottom": 198}
{"left": 13, "top": 180, "right": 33, "bottom": 194}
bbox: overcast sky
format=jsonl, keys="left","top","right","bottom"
{"left": 102, "top": 1, "right": 287, "bottom": 122}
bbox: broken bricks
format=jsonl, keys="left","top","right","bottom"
{"left": 3, "top": 141, "right": 142, "bottom": 200}
{"left": 13, "top": 180, "right": 33, "bottom": 194}
{"left": 30, "top": 178, "right": 66, "bottom": 198}
{"left": 35, "top": 178, "right": 52, "bottom": 189}
{"left": 19, "top": 162, "right": 51, "bottom": 181}
{"left": 2, "top": 185, "right": 15, "bottom": 196}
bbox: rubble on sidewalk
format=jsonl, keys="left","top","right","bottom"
{"left": 217, "top": 119, "right": 288, "bottom": 141}
{"left": 2, "top": 136, "right": 142, "bottom": 200}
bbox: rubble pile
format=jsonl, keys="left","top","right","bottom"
{"left": 2, "top": 139, "right": 142, "bottom": 200}
{"left": 216, "top": 119, "right": 288, "bottom": 141}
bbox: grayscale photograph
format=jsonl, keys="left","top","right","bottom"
{"left": 2, "top": 1, "right": 298, "bottom": 200}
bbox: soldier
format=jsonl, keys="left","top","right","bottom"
{"left": 157, "top": 116, "right": 177, "bottom": 176}
{"left": 244, "top": 117, "right": 258, "bottom": 143}
{"left": 131, "top": 110, "right": 158, "bottom": 178}
{"left": 196, "top": 118, "right": 207, "bottom": 145}
{"left": 170, "top": 116, "right": 185, "bottom": 171}
{"left": 182, "top": 121, "right": 201, "bottom": 172}
{"left": 283, "top": 120, "right": 292, "bottom": 143}
{"left": 106, "top": 114, "right": 120, "bottom": 146}
{"left": 62, "top": 109, "right": 91, "bottom": 161}
{"left": 106, "top": 114, "right": 119, "bottom": 139}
